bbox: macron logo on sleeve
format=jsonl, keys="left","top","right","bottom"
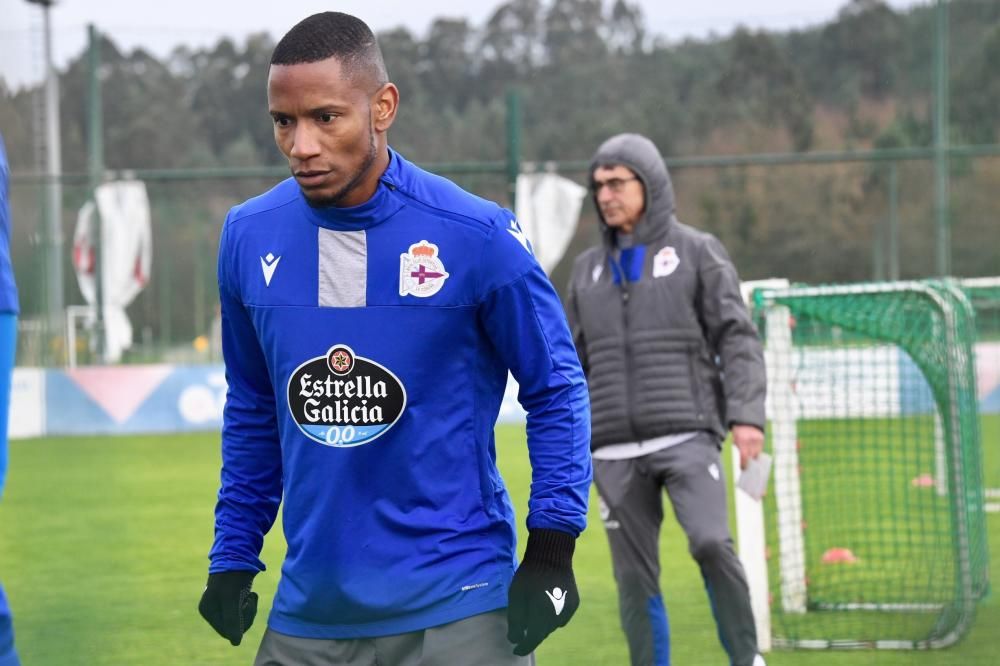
{"left": 507, "top": 219, "right": 532, "bottom": 254}
{"left": 260, "top": 252, "right": 280, "bottom": 286}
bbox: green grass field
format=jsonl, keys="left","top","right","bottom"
{"left": 0, "top": 425, "right": 998, "bottom": 665}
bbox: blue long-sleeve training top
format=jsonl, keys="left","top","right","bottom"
{"left": 210, "top": 148, "right": 592, "bottom": 639}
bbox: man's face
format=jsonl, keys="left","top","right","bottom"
{"left": 591, "top": 165, "right": 645, "bottom": 234}
{"left": 268, "top": 57, "right": 388, "bottom": 207}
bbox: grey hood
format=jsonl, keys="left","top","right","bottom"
{"left": 589, "top": 133, "right": 675, "bottom": 247}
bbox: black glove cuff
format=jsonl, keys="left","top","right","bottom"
{"left": 523, "top": 528, "right": 576, "bottom": 570}
{"left": 208, "top": 570, "right": 256, "bottom": 587}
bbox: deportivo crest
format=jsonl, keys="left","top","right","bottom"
{"left": 287, "top": 345, "right": 407, "bottom": 447}
{"left": 591, "top": 263, "right": 604, "bottom": 283}
{"left": 653, "top": 245, "right": 680, "bottom": 278}
{"left": 400, "top": 240, "right": 449, "bottom": 297}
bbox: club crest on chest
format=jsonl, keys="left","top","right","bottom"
{"left": 399, "top": 240, "right": 449, "bottom": 298}
{"left": 653, "top": 245, "right": 680, "bottom": 278}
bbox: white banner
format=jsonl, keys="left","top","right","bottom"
{"left": 515, "top": 172, "right": 587, "bottom": 274}
{"left": 72, "top": 180, "right": 152, "bottom": 362}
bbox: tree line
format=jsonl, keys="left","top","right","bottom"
{"left": 1, "top": 0, "right": 999, "bottom": 348}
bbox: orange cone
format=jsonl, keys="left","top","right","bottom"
{"left": 821, "top": 547, "right": 858, "bottom": 564}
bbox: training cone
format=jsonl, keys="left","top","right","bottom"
{"left": 821, "top": 547, "right": 858, "bottom": 564}
{"left": 911, "top": 474, "right": 935, "bottom": 488}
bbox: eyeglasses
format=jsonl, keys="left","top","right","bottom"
{"left": 589, "top": 176, "right": 639, "bottom": 194}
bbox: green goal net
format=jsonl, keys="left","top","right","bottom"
{"left": 739, "top": 281, "right": 989, "bottom": 650}
{"left": 959, "top": 277, "right": 1000, "bottom": 512}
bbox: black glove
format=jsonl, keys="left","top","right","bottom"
{"left": 198, "top": 570, "right": 259, "bottom": 646}
{"left": 506, "top": 529, "right": 579, "bottom": 656}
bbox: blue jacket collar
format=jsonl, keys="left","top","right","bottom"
{"left": 298, "top": 148, "right": 406, "bottom": 231}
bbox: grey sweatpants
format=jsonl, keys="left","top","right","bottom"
{"left": 593, "top": 432, "right": 758, "bottom": 666}
{"left": 254, "top": 609, "right": 534, "bottom": 666}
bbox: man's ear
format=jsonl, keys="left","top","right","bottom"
{"left": 372, "top": 83, "right": 399, "bottom": 133}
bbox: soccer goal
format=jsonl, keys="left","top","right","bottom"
{"left": 959, "top": 277, "right": 1000, "bottom": 513}
{"left": 736, "top": 280, "right": 988, "bottom": 650}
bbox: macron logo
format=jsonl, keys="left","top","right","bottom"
{"left": 545, "top": 587, "right": 567, "bottom": 616}
{"left": 261, "top": 252, "right": 280, "bottom": 286}
{"left": 507, "top": 219, "right": 532, "bottom": 254}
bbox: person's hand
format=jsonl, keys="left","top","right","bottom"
{"left": 732, "top": 424, "right": 765, "bottom": 470}
{"left": 198, "top": 570, "right": 259, "bottom": 646}
{"left": 506, "top": 529, "right": 579, "bottom": 656}
{"left": 507, "top": 529, "right": 579, "bottom": 655}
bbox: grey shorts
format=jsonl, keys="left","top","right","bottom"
{"left": 254, "top": 609, "right": 535, "bottom": 666}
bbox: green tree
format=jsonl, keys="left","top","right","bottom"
{"left": 606, "top": 0, "right": 645, "bottom": 55}
{"left": 952, "top": 25, "right": 1000, "bottom": 143}
{"left": 480, "top": 0, "right": 545, "bottom": 75}
{"left": 817, "top": 0, "right": 904, "bottom": 100}
{"left": 544, "top": 0, "right": 606, "bottom": 67}
{"left": 715, "top": 29, "right": 813, "bottom": 151}
{"left": 421, "top": 18, "right": 477, "bottom": 110}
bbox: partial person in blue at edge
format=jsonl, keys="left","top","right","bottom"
{"left": 0, "top": 133, "right": 22, "bottom": 666}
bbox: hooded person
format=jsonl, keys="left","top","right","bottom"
{"left": 565, "top": 133, "right": 767, "bottom": 666}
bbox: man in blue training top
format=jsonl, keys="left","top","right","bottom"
{"left": 0, "top": 134, "right": 22, "bottom": 666}
{"left": 197, "top": 12, "right": 592, "bottom": 665}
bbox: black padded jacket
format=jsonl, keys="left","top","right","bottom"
{"left": 566, "top": 133, "right": 766, "bottom": 450}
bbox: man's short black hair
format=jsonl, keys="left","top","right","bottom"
{"left": 271, "top": 12, "right": 388, "bottom": 90}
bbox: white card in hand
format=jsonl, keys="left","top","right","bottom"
{"left": 737, "top": 452, "right": 772, "bottom": 501}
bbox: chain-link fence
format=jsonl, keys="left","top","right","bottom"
{"left": 10, "top": 152, "right": 1000, "bottom": 366}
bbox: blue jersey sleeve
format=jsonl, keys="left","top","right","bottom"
{"left": 478, "top": 211, "right": 592, "bottom": 536}
{"left": 0, "top": 136, "right": 18, "bottom": 315}
{"left": 209, "top": 215, "right": 283, "bottom": 573}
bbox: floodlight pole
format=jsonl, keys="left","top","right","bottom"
{"left": 27, "top": 0, "right": 65, "bottom": 347}
{"left": 506, "top": 89, "right": 522, "bottom": 211}
{"left": 933, "top": 0, "right": 950, "bottom": 277}
{"left": 87, "top": 23, "right": 105, "bottom": 363}
{"left": 888, "top": 162, "right": 900, "bottom": 280}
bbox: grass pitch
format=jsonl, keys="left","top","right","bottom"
{"left": 0, "top": 425, "right": 998, "bottom": 665}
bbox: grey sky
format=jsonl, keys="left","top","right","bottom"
{"left": 1, "top": 0, "right": 926, "bottom": 91}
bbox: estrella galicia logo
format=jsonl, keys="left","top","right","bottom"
{"left": 287, "top": 345, "right": 406, "bottom": 447}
